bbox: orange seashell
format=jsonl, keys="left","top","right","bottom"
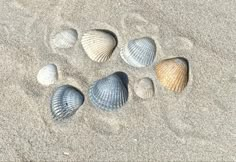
{"left": 155, "top": 57, "right": 189, "bottom": 92}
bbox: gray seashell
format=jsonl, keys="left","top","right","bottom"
{"left": 134, "top": 77, "right": 155, "bottom": 99}
{"left": 51, "top": 85, "right": 84, "bottom": 120}
{"left": 52, "top": 28, "right": 78, "bottom": 48}
{"left": 37, "top": 64, "right": 58, "bottom": 86}
{"left": 120, "top": 37, "right": 156, "bottom": 68}
{"left": 89, "top": 73, "right": 128, "bottom": 111}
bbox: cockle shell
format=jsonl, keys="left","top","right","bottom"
{"left": 81, "top": 30, "right": 117, "bottom": 62}
{"left": 37, "top": 64, "right": 58, "bottom": 86}
{"left": 155, "top": 57, "right": 189, "bottom": 93}
{"left": 51, "top": 85, "right": 84, "bottom": 120}
{"left": 134, "top": 77, "right": 155, "bottom": 99}
{"left": 120, "top": 37, "right": 156, "bottom": 68}
{"left": 89, "top": 73, "right": 128, "bottom": 111}
{"left": 52, "top": 28, "right": 78, "bottom": 48}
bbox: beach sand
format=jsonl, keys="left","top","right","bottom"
{"left": 0, "top": 0, "right": 236, "bottom": 161}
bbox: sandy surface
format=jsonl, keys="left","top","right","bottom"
{"left": 0, "top": 0, "right": 236, "bottom": 161}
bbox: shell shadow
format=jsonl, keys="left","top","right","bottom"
{"left": 114, "top": 71, "right": 129, "bottom": 90}
{"left": 174, "top": 57, "right": 189, "bottom": 82}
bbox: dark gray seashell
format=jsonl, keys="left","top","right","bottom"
{"left": 89, "top": 73, "right": 128, "bottom": 111}
{"left": 51, "top": 85, "right": 84, "bottom": 120}
{"left": 120, "top": 37, "right": 156, "bottom": 68}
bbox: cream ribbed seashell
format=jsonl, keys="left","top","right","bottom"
{"left": 81, "top": 30, "right": 117, "bottom": 62}
{"left": 155, "top": 58, "right": 189, "bottom": 93}
{"left": 52, "top": 28, "right": 78, "bottom": 48}
{"left": 37, "top": 64, "right": 58, "bottom": 86}
{"left": 134, "top": 77, "right": 155, "bottom": 99}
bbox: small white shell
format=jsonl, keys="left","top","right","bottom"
{"left": 81, "top": 30, "right": 117, "bottom": 62}
{"left": 134, "top": 77, "right": 155, "bottom": 99}
{"left": 89, "top": 72, "right": 128, "bottom": 111}
{"left": 51, "top": 85, "right": 84, "bottom": 120}
{"left": 37, "top": 64, "right": 58, "bottom": 86}
{"left": 52, "top": 28, "right": 78, "bottom": 48}
{"left": 120, "top": 37, "right": 156, "bottom": 68}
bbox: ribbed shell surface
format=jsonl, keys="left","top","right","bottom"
{"left": 89, "top": 74, "right": 128, "bottom": 111}
{"left": 51, "top": 85, "right": 84, "bottom": 120}
{"left": 81, "top": 30, "right": 117, "bottom": 62}
{"left": 134, "top": 77, "right": 155, "bottom": 99}
{"left": 156, "top": 58, "right": 188, "bottom": 93}
{"left": 53, "top": 29, "right": 78, "bottom": 48}
{"left": 121, "top": 37, "right": 156, "bottom": 67}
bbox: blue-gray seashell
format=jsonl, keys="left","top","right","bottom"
{"left": 89, "top": 73, "right": 128, "bottom": 111}
{"left": 120, "top": 37, "right": 156, "bottom": 68}
{"left": 51, "top": 85, "right": 84, "bottom": 120}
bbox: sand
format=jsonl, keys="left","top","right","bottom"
{"left": 0, "top": 0, "right": 236, "bottom": 161}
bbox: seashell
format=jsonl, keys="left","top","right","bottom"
{"left": 120, "top": 37, "right": 156, "bottom": 68}
{"left": 37, "top": 64, "right": 58, "bottom": 86}
{"left": 81, "top": 29, "right": 117, "bottom": 62}
{"left": 134, "top": 77, "right": 155, "bottom": 99}
{"left": 52, "top": 28, "right": 78, "bottom": 48}
{"left": 155, "top": 57, "right": 189, "bottom": 93}
{"left": 51, "top": 85, "right": 84, "bottom": 120}
{"left": 88, "top": 73, "right": 128, "bottom": 111}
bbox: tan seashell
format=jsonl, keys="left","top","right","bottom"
{"left": 155, "top": 57, "right": 189, "bottom": 92}
{"left": 81, "top": 29, "right": 117, "bottom": 62}
{"left": 134, "top": 77, "right": 155, "bottom": 99}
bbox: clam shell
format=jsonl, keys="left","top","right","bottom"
{"left": 120, "top": 37, "right": 156, "bottom": 68}
{"left": 155, "top": 58, "right": 189, "bottom": 92}
{"left": 51, "top": 85, "right": 84, "bottom": 120}
{"left": 37, "top": 64, "right": 58, "bottom": 86}
{"left": 134, "top": 77, "right": 154, "bottom": 99}
{"left": 89, "top": 73, "right": 128, "bottom": 111}
{"left": 52, "top": 28, "right": 78, "bottom": 48}
{"left": 81, "top": 30, "right": 117, "bottom": 62}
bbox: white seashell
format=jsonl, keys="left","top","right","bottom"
{"left": 89, "top": 72, "right": 128, "bottom": 111}
{"left": 120, "top": 37, "right": 156, "bottom": 68}
{"left": 81, "top": 29, "right": 117, "bottom": 62}
{"left": 52, "top": 28, "right": 78, "bottom": 48}
{"left": 134, "top": 77, "right": 155, "bottom": 99}
{"left": 51, "top": 85, "right": 84, "bottom": 120}
{"left": 37, "top": 64, "right": 58, "bottom": 86}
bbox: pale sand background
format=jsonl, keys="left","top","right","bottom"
{"left": 0, "top": 0, "right": 236, "bottom": 161}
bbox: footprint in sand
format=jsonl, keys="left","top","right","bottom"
{"left": 229, "top": 75, "right": 236, "bottom": 83}
{"left": 160, "top": 98, "right": 218, "bottom": 143}
{"left": 120, "top": 0, "right": 144, "bottom": 7}
{"left": 163, "top": 36, "right": 194, "bottom": 50}
{"left": 162, "top": 106, "right": 195, "bottom": 139}
{"left": 12, "top": 0, "right": 58, "bottom": 12}
{"left": 121, "top": 12, "right": 159, "bottom": 37}
{"left": 0, "top": 24, "right": 9, "bottom": 43}
{"left": 83, "top": 111, "right": 125, "bottom": 136}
